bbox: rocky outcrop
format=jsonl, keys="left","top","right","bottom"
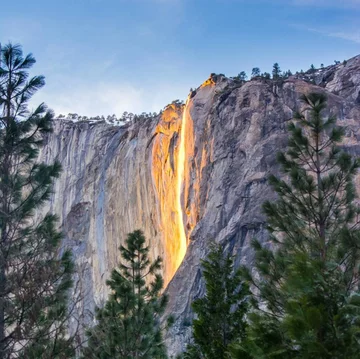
{"left": 37, "top": 118, "right": 164, "bottom": 325}
{"left": 38, "top": 55, "right": 360, "bottom": 355}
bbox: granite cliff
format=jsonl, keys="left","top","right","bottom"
{"left": 37, "top": 55, "right": 360, "bottom": 356}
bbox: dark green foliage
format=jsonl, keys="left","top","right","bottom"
{"left": 0, "top": 43, "right": 75, "bottom": 358}
{"left": 272, "top": 63, "right": 281, "bottom": 79}
{"left": 251, "top": 68, "right": 261, "bottom": 78}
{"left": 261, "top": 72, "right": 271, "bottom": 80}
{"left": 183, "top": 244, "right": 249, "bottom": 359}
{"left": 83, "top": 230, "right": 170, "bottom": 359}
{"left": 309, "top": 64, "right": 316, "bottom": 73}
{"left": 235, "top": 93, "right": 360, "bottom": 358}
{"left": 236, "top": 71, "right": 247, "bottom": 81}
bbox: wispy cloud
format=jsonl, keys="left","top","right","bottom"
{"left": 30, "top": 78, "right": 190, "bottom": 117}
{"left": 300, "top": 26, "right": 360, "bottom": 44}
{"left": 291, "top": 0, "right": 360, "bottom": 8}
{"left": 31, "top": 82, "right": 145, "bottom": 117}
{"left": 316, "top": 29, "right": 360, "bottom": 43}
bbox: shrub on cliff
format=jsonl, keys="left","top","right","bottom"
{"left": 82, "top": 230, "right": 172, "bottom": 359}
{"left": 233, "top": 93, "right": 360, "bottom": 358}
{"left": 0, "top": 43, "right": 75, "bottom": 358}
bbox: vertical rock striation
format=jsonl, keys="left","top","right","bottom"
{"left": 165, "top": 57, "right": 360, "bottom": 354}
{"left": 38, "top": 118, "right": 165, "bottom": 325}
{"left": 37, "top": 55, "right": 360, "bottom": 355}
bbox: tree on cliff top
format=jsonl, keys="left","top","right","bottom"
{"left": 233, "top": 93, "right": 360, "bottom": 358}
{"left": 82, "top": 230, "right": 172, "bottom": 359}
{"left": 272, "top": 63, "right": 281, "bottom": 79}
{"left": 251, "top": 68, "right": 261, "bottom": 78}
{"left": 0, "top": 43, "right": 75, "bottom": 358}
{"left": 236, "top": 71, "right": 247, "bottom": 81}
{"left": 183, "top": 243, "right": 249, "bottom": 359}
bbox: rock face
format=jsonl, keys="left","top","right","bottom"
{"left": 38, "top": 55, "right": 360, "bottom": 355}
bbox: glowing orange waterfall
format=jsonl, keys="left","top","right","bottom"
{"left": 151, "top": 98, "right": 191, "bottom": 286}
{"left": 174, "top": 99, "right": 189, "bottom": 273}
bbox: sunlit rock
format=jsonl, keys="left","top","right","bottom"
{"left": 36, "top": 54, "right": 360, "bottom": 356}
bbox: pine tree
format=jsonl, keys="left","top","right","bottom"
{"left": 309, "top": 64, "right": 316, "bottom": 73}
{"left": 0, "top": 43, "right": 75, "bottom": 358}
{"left": 235, "top": 93, "right": 360, "bottom": 358}
{"left": 237, "top": 71, "right": 247, "bottom": 81}
{"left": 272, "top": 63, "right": 281, "bottom": 79}
{"left": 251, "top": 68, "right": 261, "bottom": 79}
{"left": 283, "top": 70, "right": 293, "bottom": 78}
{"left": 82, "top": 230, "right": 170, "bottom": 359}
{"left": 183, "top": 244, "right": 249, "bottom": 359}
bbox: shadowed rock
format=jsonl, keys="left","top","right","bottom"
{"left": 37, "top": 54, "right": 360, "bottom": 356}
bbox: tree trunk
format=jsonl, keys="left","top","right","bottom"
{"left": 0, "top": 68, "right": 13, "bottom": 357}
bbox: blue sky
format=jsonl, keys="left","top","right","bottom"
{"left": 1, "top": 0, "right": 359, "bottom": 116}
